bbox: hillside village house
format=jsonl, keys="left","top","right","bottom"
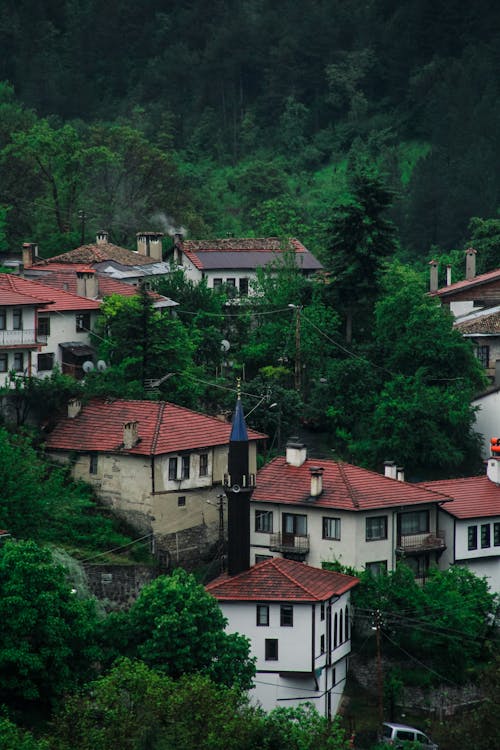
{"left": 44, "top": 397, "right": 265, "bottom": 567}
{"left": 172, "top": 236, "right": 323, "bottom": 296}
{"left": 0, "top": 273, "right": 99, "bottom": 384}
{"left": 250, "top": 440, "right": 451, "bottom": 579}
{"left": 207, "top": 557, "right": 358, "bottom": 718}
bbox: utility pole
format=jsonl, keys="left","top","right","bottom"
{"left": 289, "top": 304, "right": 302, "bottom": 392}
{"left": 217, "top": 493, "right": 225, "bottom": 573}
{"left": 373, "top": 609, "right": 384, "bottom": 725}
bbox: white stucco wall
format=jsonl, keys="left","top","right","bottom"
{"left": 32, "top": 309, "right": 98, "bottom": 376}
{"left": 0, "top": 305, "right": 39, "bottom": 385}
{"left": 472, "top": 390, "right": 500, "bottom": 459}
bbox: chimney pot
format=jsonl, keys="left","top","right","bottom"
{"left": 446, "top": 265, "right": 452, "bottom": 286}
{"left": 76, "top": 269, "right": 98, "bottom": 298}
{"left": 286, "top": 438, "right": 307, "bottom": 467}
{"left": 136, "top": 232, "right": 164, "bottom": 261}
{"left": 123, "top": 420, "right": 139, "bottom": 450}
{"left": 309, "top": 466, "right": 324, "bottom": 497}
{"left": 429, "top": 260, "right": 439, "bottom": 292}
{"left": 96, "top": 230, "right": 109, "bottom": 246}
{"left": 22, "top": 242, "right": 38, "bottom": 268}
{"left": 396, "top": 466, "right": 405, "bottom": 482}
{"left": 384, "top": 460, "right": 397, "bottom": 479}
{"left": 68, "top": 399, "right": 82, "bottom": 419}
{"left": 465, "top": 247, "right": 477, "bottom": 280}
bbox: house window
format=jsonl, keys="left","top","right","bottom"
{"left": 37, "top": 352, "right": 54, "bottom": 371}
{"left": 320, "top": 603, "right": 325, "bottom": 621}
{"left": 475, "top": 345, "right": 490, "bottom": 368}
{"left": 265, "top": 638, "right": 278, "bottom": 661}
{"left": 178, "top": 496, "right": 186, "bottom": 507}
{"left": 0, "top": 353, "right": 8, "bottom": 372}
{"left": 213, "top": 278, "right": 223, "bottom": 289}
{"left": 168, "top": 457, "right": 178, "bottom": 481}
{"left": 38, "top": 315, "right": 50, "bottom": 336}
{"left": 481, "top": 524, "right": 491, "bottom": 548}
{"left": 226, "top": 278, "right": 236, "bottom": 287}
{"left": 13, "top": 352, "right": 24, "bottom": 372}
{"left": 366, "top": 561, "right": 388, "bottom": 576}
{"left": 239, "top": 278, "right": 249, "bottom": 296}
{"left": 0, "top": 310, "right": 6, "bottom": 330}
{"left": 181, "top": 455, "right": 190, "bottom": 479}
{"left": 400, "top": 510, "right": 429, "bottom": 535}
{"left": 199, "top": 453, "right": 208, "bottom": 477}
{"left": 320, "top": 634, "right": 325, "bottom": 654}
{"left": 345, "top": 606, "right": 349, "bottom": 639}
{"left": 255, "top": 554, "right": 272, "bottom": 564}
{"left": 76, "top": 313, "right": 90, "bottom": 332}
{"left": 280, "top": 605, "right": 293, "bottom": 627}
{"left": 283, "top": 513, "right": 307, "bottom": 535}
{"left": 494, "top": 522, "right": 500, "bottom": 547}
{"left": 256, "top": 605, "right": 269, "bottom": 626}
{"left": 366, "top": 516, "right": 388, "bottom": 541}
{"left": 13, "top": 308, "right": 23, "bottom": 330}
{"left": 255, "top": 510, "right": 273, "bottom": 533}
{"left": 322, "top": 517, "right": 341, "bottom": 540}
{"left": 89, "top": 455, "right": 98, "bottom": 474}
{"left": 468, "top": 525, "right": 478, "bottom": 550}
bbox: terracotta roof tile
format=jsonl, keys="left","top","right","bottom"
{"left": 454, "top": 310, "right": 500, "bottom": 334}
{"left": 181, "top": 237, "right": 323, "bottom": 272}
{"left": 25, "top": 267, "right": 165, "bottom": 301}
{"left": 206, "top": 557, "right": 359, "bottom": 602}
{"left": 432, "top": 267, "right": 500, "bottom": 298}
{"left": 33, "top": 243, "right": 158, "bottom": 267}
{"left": 0, "top": 274, "right": 99, "bottom": 311}
{"left": 253, "top": 456, "right": 450, "bottom": 511}
{"left": 418, "top": 475, "right": 500, "bottom": 519}
{"left": 45, "top": 398, "right": 267, "bottom": 455}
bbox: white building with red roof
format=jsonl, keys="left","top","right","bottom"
{"left": 44, "top": 397, "right": 266, "bottom": 567}
{"left": 0, "top": 273, "right": 100, "bottom": 383}
{"left": 172, "top": 236, "right": 323, "bottom": 296}
{"left": 207, "top": 556, "right": 358, "bottom": 717}
{"left": 419, "top": 454, "right": 500, "bottom": 592}
{"left": 250, "top": 440, "right": 451, "bottom": 580}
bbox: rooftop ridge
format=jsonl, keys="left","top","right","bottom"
{"left": 271, "top": 558, "right": 320, "bottom": 598}
{"left": 338, "top": 462, "right": 360, "bottom": 509}
{"left": 151, "top": 401, "right": 165, "bottom": 454}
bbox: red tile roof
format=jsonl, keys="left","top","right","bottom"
{"left": 206, "top": 557, "right": 359, "bottom": 602}
{"left": 45, "top": 398, "right": 267, "bottom": 455}
{"left": 24, "top": 267, "right": 165, "bottom": 302}
{"left": 0, "top": 274, "right": 99, "bottom": 311}
{"left": 181, "top": 237, "right": 323, "bottom": 272}
{"left": 32, "top": 242, "right": 157, "bottom": 267}
{"left": 431, "top": 268, "right": 500, "bottom": 298}
{"left": 253, "top": 456, "right": 451, "bottom": 511}
{"left": 418, "top": 475, "right": 500, "bottom": 519}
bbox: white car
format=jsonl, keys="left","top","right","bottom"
{"left": 381, "top": 722, "right": 438, "bottom": 749}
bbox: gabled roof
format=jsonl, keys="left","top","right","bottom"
{"left": 180, "top": 237, "right": 323, "bottom": 272}
{"left": 454, "top": 307, "right": 500, "bottom": 335}
{"left": 418, "top": 475, "right": 500, "bottom": 519}
{"left": 253, "top": 456, "right": 451, "bottom": 512}
{"left": 431, "top": 268, "right": 500, "bottom": 299}
{"left": 45, "top": 398, "right": 267, "bottom": 456}
{"left": 206, "top": 557, "right": 359, "bottom": 602}
{"left": 0, "top": 274, "right": 99, "bottom": 312}
{"left": 32, "top": 242, "right": 158, "bottom": 267}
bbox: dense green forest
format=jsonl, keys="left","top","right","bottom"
{"left": 1, "top": 0, "right": 500, "bottom": 262}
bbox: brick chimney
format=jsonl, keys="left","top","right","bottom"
{"left": 429, "top": 260, "right": 439, "bottom": 292}
{"left": 123, "top": 421, "right": 139, "bottom": 449}
{"left": 96, "top": 230, "right": 109, "bottom": 246}
{"left": 136, "top": 232, "right": 164, "bottom": 261}
{"left": 309, "top": 466, "right": 324, "bottom": 498}
{"left": 465, "top": 247, "right": 477, "bottom": 280}
{"left": 68, "top": 399, "right": 82, "bottom": 418}
{"left": 286, "top": 438, "right": 307, "bottom": 467}
{"left": 76, "top": 270, "right": 98, "bottom": 298}
{"left": 22, "top": 242, "right": 38, "bottom": 268}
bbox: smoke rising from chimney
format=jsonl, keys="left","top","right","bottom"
{"left": 151, "top": 212, "right": 188, "bottom": 238}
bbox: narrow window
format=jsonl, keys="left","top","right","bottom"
{"left": 181, "top": 455, "right": 190, "bottom": 479}
{"left": 255, "top": 510, "right": 273, "bottom": 533}
{"left": 481, "top": 524, "right": 491, "bottom": 548}
{"left": 320, "top": 634, "right": 325, "bottom": 654}
{"left": 89, "top": 455, "right": 98, "bottom": 474}
{"left": 334, "top": 612, "right": 338, "bottom": 649}
{"left": 76, "top": 313, "right": 90, "bottom": 332}
{"left": 37, "top": 315, "right": 50, "bottom": 336}
{"left": 265, "top": 638, "right": 278, "bottom": 660}
{"left": 239, "top": 278, "right": 249, "bottom": 296}
{"left": 256, "top": 605, "right": 269, "bottom": 626}
{"left": 320, "top": 603, "right": 325, "bottom": 621}
{"left": 468, "top": 525, "right": 478, "bottom": 550}
{"left": 475, "top": 345, "right": 490, "bottom": 368}
{"left": 168, "top": 457, "right": 178, "bottom": 481}
{"left": 494, "top": 523, "right": 500, "bottom": 547}
{"left": 199, "top": 452, "right": 208, "bottom": 477}
{"left": 345, "top": 606, "right": 349, "bottom": 640}
{"left": 13, "top": 352, "right": 24, "bottom": 372}
{"left": 0, "top": 353, "right": 8, "bottom": 372}
{"left": 12, "top": 308, "right": 23, "bottom": 330}
{"left": 177, "top": 496, "right": 186, "bottom": 507}
{"left": 0, "top": 310, "right": 6, "bottom": 330}
{"left": 280, "top": 605, "right": 293, "bottom": 627}
{"left": 339, "top": 608, "right": 343, "bottom": 642}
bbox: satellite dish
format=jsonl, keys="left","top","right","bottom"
{"left": 97, "top": 360, "right": 107, "bottom": 371}
{"left": 220, "top": 339, "right": 231, "bottom": 353}
{"left": 231, "top": 484, "right": 241, "bottom": 493}
{"left": 82, "top": 361, "right": 94, "bottom": 373}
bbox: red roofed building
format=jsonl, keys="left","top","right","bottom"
{"left": 173, "top": 236, "right": 323, "bottom": 296}
{"left": 0, "top": 273, "right": 100, "bottom": 383}
{"left": 250, "top": 440, "right": 451, "bottom": 579}
{"left": 419, "top": 454, "right": 500, "bottom": 592}
{"left": 207, "top": 556, "right": 358, "bottom": 717}
{"left": 45, "top": 397, "right": 266, "bottom": 567}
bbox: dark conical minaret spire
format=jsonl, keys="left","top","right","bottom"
{"left": 224, "top": 379, "right": 255, "bottom": 576}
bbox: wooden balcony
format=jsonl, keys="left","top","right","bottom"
{"left": 269, "top": 533, "right": 310, "bottom": 559}
{"left": 0, "top": 329, "right": 46, "bottom": 347}
{"left": 396, "top": 530, "right": 446, "bottom": 556}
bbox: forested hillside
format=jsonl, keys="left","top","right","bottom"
{"left": 1, "top": 0, "right": 500, "bottom": 261}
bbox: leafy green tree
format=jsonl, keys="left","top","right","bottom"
{"left": 0, "top": 540, "right": 99, "bottom": 707}
{"left": 324, "top": 169, "right": 399, "bottom": 342}
{"left": 259, "top": 704, "right": 350, "bottom": 750}
{"left": 0, "top": 717, "right": 48, "bottom": 750}
{"left": 466, "top": 216, "right": 500, "bottom": 274}
{"left": 102, "top": 569, "right": 255, "bottom": 690}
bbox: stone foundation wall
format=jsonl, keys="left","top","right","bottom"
{"left": 84, "top": 564, "right": 158, "bottom": 609}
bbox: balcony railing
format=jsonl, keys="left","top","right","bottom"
{"left": 0, "top": 329, "right": 46, "bottom": 346}
{"left": 269, "top": 533, "right": 310, "bottom": 557}
{"left": 396, "top": 530, "right": 446, "bottom": 555}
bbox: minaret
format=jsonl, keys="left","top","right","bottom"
{"left": 224, "top": 380, "right": 256, "bottom": 575}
